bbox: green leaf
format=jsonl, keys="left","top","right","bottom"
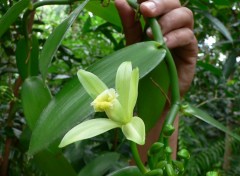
{"left": 138, "top": 62, "right": 169, "bottom": 131}
{"left": 194, "top": 9, "right": 233, "bottom": 42}
{"left": 107, "top": 166, "right": 144, "bottom": 176}
{"left": 21, "top": 76, "right": 52, "bottom": 129}
{"left": 33, "top": 150, "right": 77, "bottom": 176}
{"left": 21, "top": 77, "right": 74, "bottom": 175}
{"left": 59, "top": 118, "right": 120, "bottom": 147}
{"left": 222, "top": 52, "right": 238, "bottom": 79}
{"left": 78, "top": 152, "right": 119, "bottom": 176}
{"left": 39, "top": 0, "right": 89, "bottom": 81}
{"left": 213, "top": 0, "right": 230, "bottom": 7}
{"left": 197, "top": 61, "right": 222, "bottom": 77}
{"left": 29, "top": 41, "right": 166, "bottom": 154}
{"left": 0, "top": 0, "right": 30, "bottom": 38}
{"left": 182, "top": 104, "right": 240, "bottom": 141}
{"left": 85, "top": 1, "right": 121, "bottom": 27}
{"left": 16, "top": 35, "right": 39, "bottom": 80}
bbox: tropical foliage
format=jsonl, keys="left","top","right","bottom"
{"left": 0, "top": 0, "right": 239, "bottom": 175}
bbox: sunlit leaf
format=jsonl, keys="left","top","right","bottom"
{"left": 85, "top": 1, "right": 121, "bottom": 28}
{"left": 39, "top": 0, "right": 90, "bottom": 81}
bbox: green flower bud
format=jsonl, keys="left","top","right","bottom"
{"left": 145, "top": 169, "right": 163, "bottom": 176}
{"left": 156, "top": 161, "right": 167, "bottom": 169}
{"left": 165, "top": 146, "right": 172, "bottom": 154}
{"left": 163, "top": 124, "right": 175, "bottom": 137}
{"left": 166, "top": 164, "right": 176, "bottom": 176}
{"left": 148, "top": 142, "right": 164, "bottom": 155}
{"left": 172, "top": 160, "right": 184, "bottom": 173}
{"left": 206, "top": 171, "right": 219, "bottom": 176}
{"left": 177, "top": 149, "right": 190, "bottom": 160}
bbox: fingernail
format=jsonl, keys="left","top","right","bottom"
{"left": 146, "top": 27, "right": 152, "bottom": 37}
{"left": 147, "top": 27, "right": 152, "bottom": 35}
{"left": 142, "top": 1, "right": 156, "bottom": 10}
{"left": 163, "top": 37, "right": 167, "bottom": 43}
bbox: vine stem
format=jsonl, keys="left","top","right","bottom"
{"left": 130, "top": 142, "right": 148, "bottom": 174}
{"left": 127, "top": 1, "right": 181, "bottom": 133}
{"left": 148, "top": 18, "right": 181, "bottom": 143}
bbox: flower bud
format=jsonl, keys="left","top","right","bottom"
{"left": 163, "top": 124, "right": 175, "bottom": 137}
{"left": 156, "top": 161, "right": 167, "bottom": 169}
{"left": 148, "top": 142, "right": 164, "bottom": 155}
{"left": 177, "top": 149, "right": 190, "bottom": 160}
{"left": 166, "top": 164, "right": 176, "bottom": 176}
{"left": 165, "top": 146, "right": 172, "bottom": 154}
{"left": 206, "top": 171, "right": 219, "bottom": 176}
{"left": 172, "top": 160, "right": 184, "bottom": 173}
{"left": 145, "top": 169, "right": 163, "bottom": 176}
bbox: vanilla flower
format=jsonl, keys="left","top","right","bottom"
{"left": 59, "top": 62, "right": 145, "bottom": 147}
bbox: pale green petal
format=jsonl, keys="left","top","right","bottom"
{"left": 128, "top": 68, "right": 139, "bottom": 117}
{"left": 77, "top": 69, "right": 108, "bottom": 99}
{"left": 122, "top": 116, "right": 145, "bottom": 145}
{"left": 115, "top": 62, "right": 133, "bottom": 120}
{"left": 59, "top": 118, "right": 121, "bottom": 147}
{"left": 105, "top": 99, "right": 127, "bottom": 124}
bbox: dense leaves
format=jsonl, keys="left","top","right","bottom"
{"left": 0, "top": 0, "right": 239, "bottom": 175}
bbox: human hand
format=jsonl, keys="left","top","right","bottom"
{"left": 115, "top": 0, "right": 198, "bottom": 95}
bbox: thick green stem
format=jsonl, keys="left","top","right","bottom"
{"left": 148, "top": 18, "right": 164, "bottom": 45}
{"left": 130, "top": 142, "right": 147, "bottom": 174}
{"left": 148, "top": 18, "right": 181, "bottom": 141}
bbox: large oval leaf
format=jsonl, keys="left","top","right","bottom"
{"left": 138, "top": 61, "right": 169, "bottom": 131}
{"left": 16, "top": 35, "right": 39, "bottom": 80}
{"left": 29, "top": 41, "right": 166, "bottom": 154}
{"left": 39, "top": 0, "right": 90, "bottom": 81}
{"left": 107, "top": 166, "right": 144, "bottom": 176}
{"left": 85, "top": 1, "right": 121, "bottom": 28}
{"left": 0, "top": 0, "right": 30, "bottom": 37}
{"left": 78, "top": 152, "right": 119, "bottom": 176}
{"left": 21, "top": 76, "right": 52, "bottom": 130}
{"left": 33, "top": 150, "right": 77, "bottom": 176}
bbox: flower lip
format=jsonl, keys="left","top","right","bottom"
{"left": 91, "top": 88, "right": 118, "bottom": 112}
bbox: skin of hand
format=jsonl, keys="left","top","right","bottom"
{"left": 115, "top": 0, "right": 198, "bottom": 161}
{"left": 115, "top": 0, "right": 198, "bottom": 96}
